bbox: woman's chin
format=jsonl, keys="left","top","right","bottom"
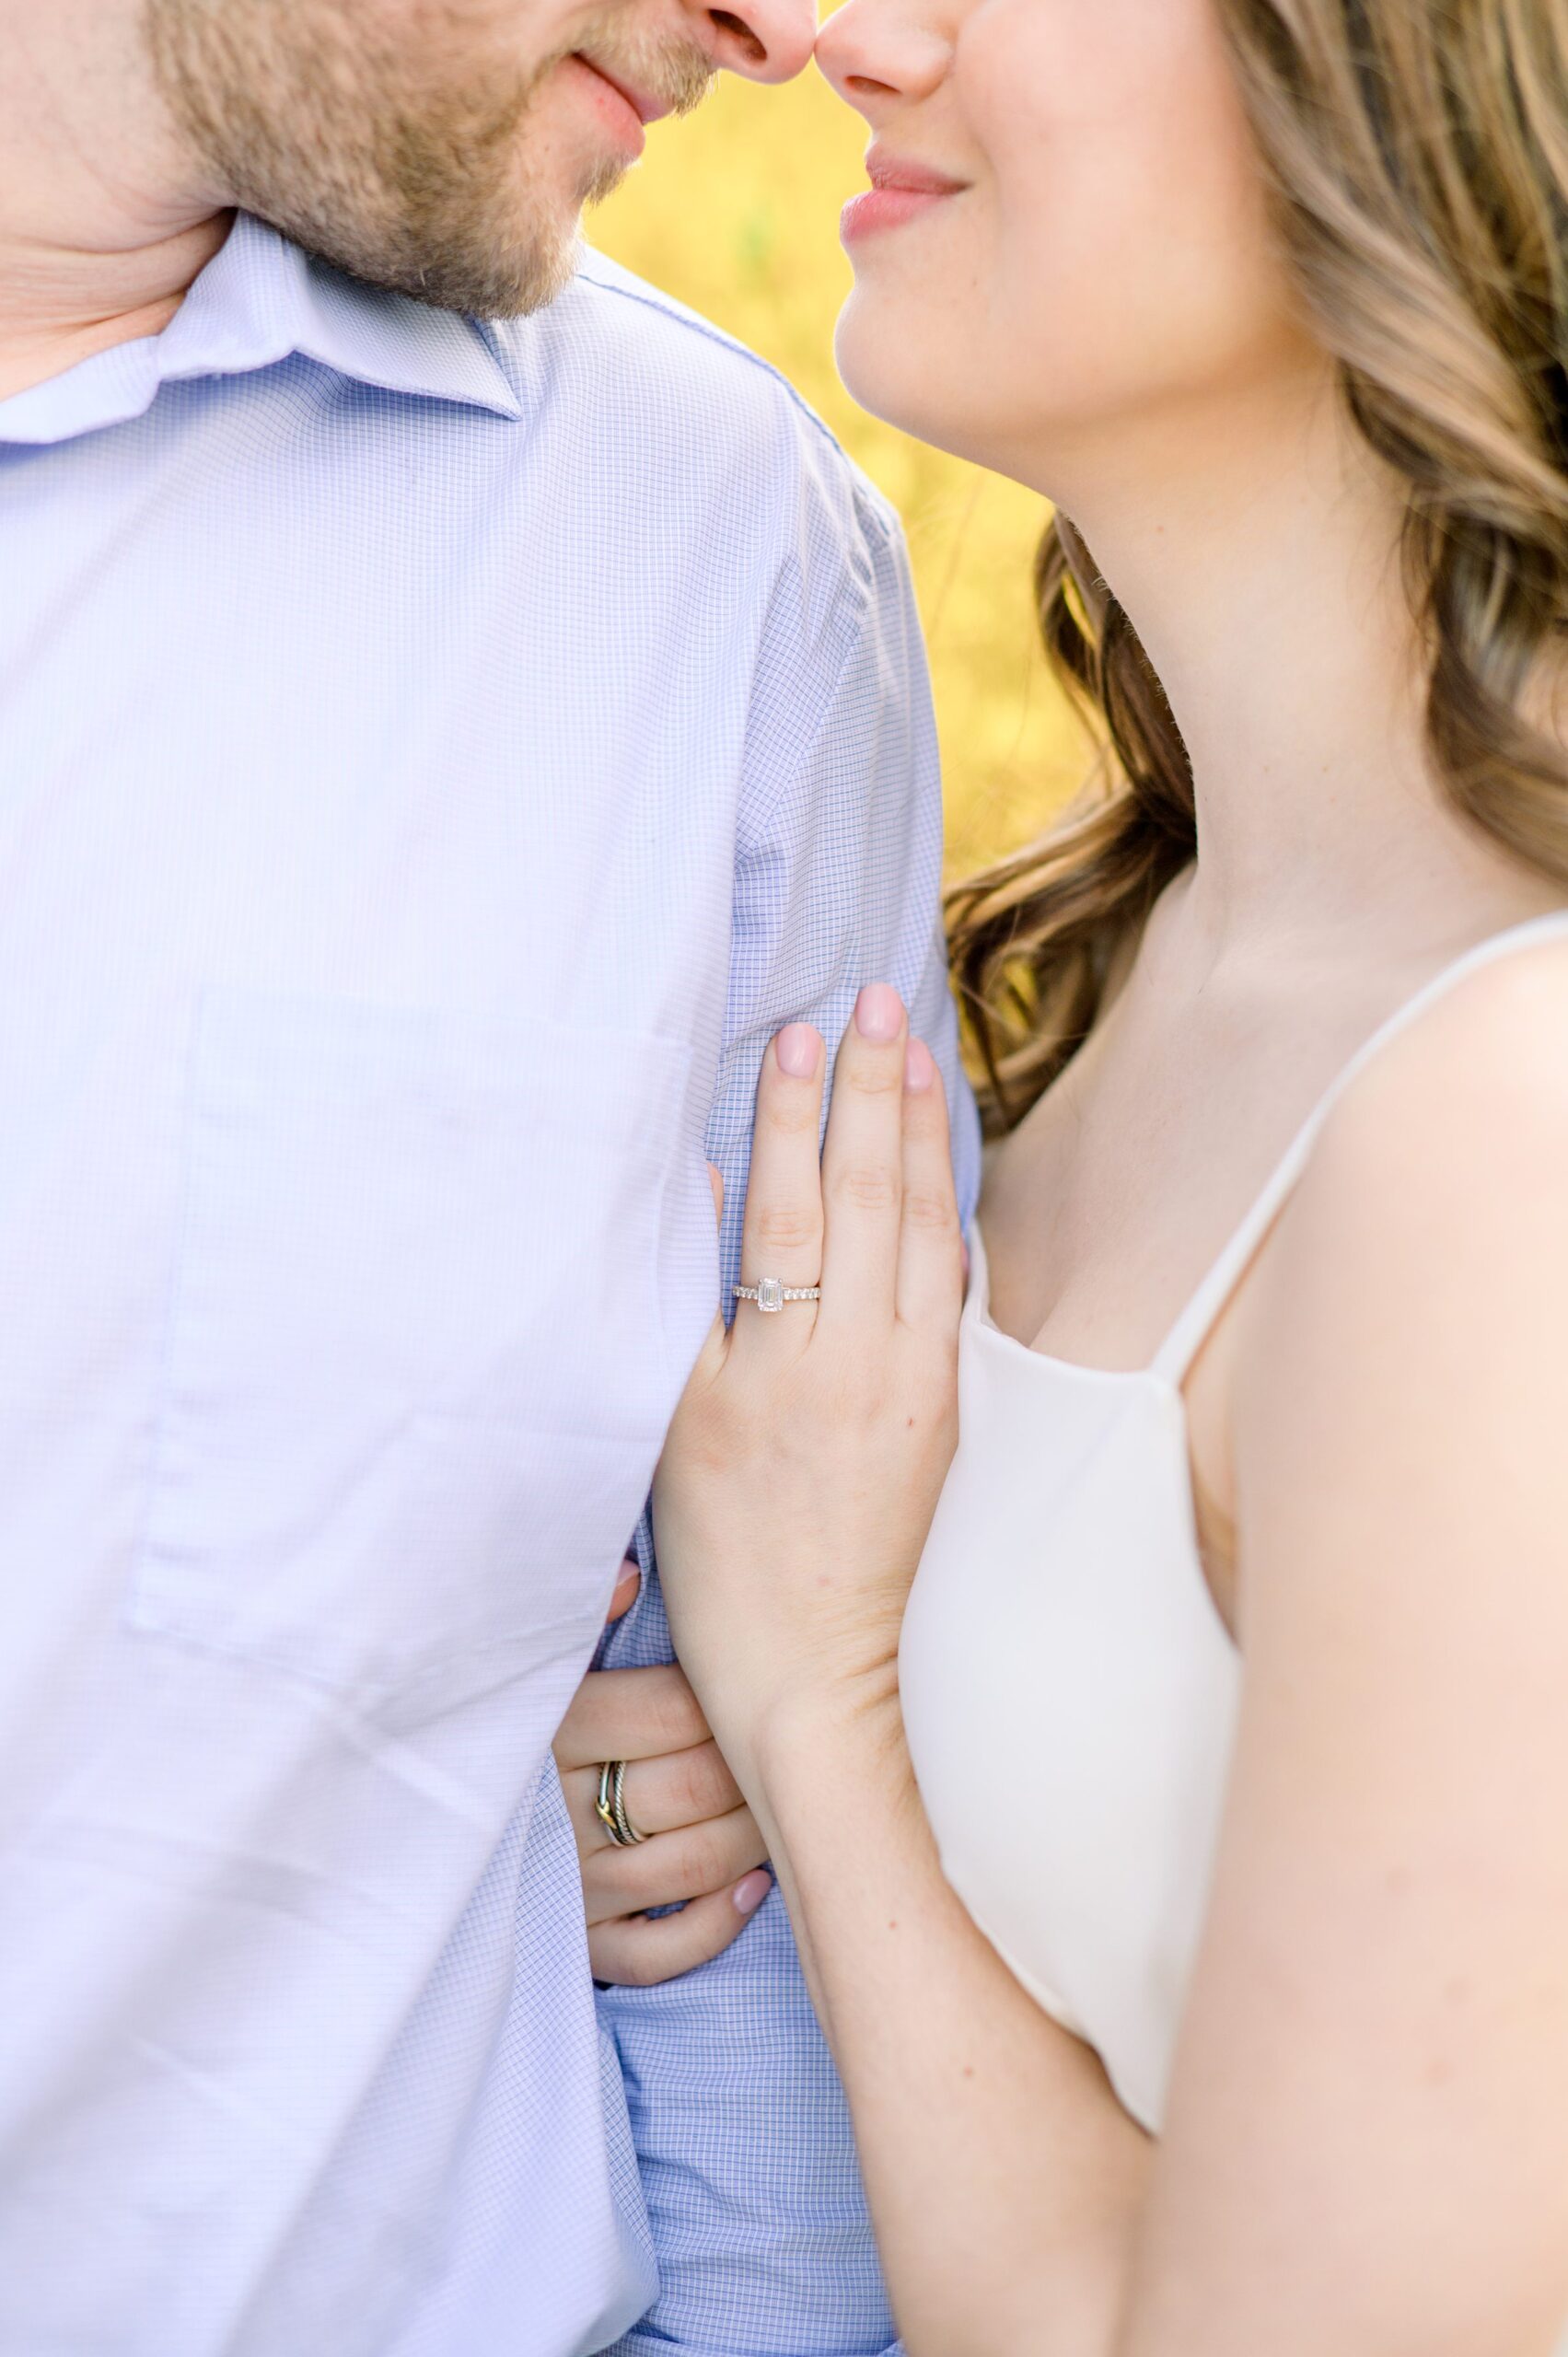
{"left": 834, "top": 298, "right": 947, "bottom": 448}
{"left": 835, "top": 299, "right": 1019, "bottom": 481}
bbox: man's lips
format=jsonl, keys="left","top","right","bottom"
{"left": 842, "top": 148, "right": 970, "bottom": 247}
{"left": 564, "top": 53, "right": 671, "bottom": 155}
{"left": 580, "top": 56, "right": 672, "bottom": 125}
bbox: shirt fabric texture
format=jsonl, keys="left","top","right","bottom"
{"left": 0, "top": 214, "right": 981, "bottom": 2356}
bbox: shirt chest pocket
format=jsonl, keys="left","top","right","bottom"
{"left": 129, "top": 990, "right": 697, "bottom": 1710}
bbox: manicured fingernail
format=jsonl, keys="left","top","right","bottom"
{"left": 904, "top": 1038, "right": 935, "bottom": 1093}
{"left": 733, "top": 1870, "right": 772, "bottom": 1916}
{"left": 606, "top": 1560, "right": 641, "bottom": 1622}
{"left": 775, "top": 1023, "right": 821, "bottom": 1080}
{"left": 855, "top": 983, "right": 904, "bottom": 1042}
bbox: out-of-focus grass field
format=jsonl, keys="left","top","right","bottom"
{"left": 591, "top": 67, "right": 1086, "bottom": 879}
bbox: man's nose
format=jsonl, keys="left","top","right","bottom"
{"left": 698, "top": 0, "right": 816, "bottom": 82}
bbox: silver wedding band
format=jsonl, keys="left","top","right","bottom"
{"left": 734, "top": 1276, "right": 822, "bottom": 1314}
{"left": 595, "top": 1759, "right": 646, "bottom": 1848}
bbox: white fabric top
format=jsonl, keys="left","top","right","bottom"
{"left": 902, "top": 912, "right": 1568, "bottom": 2164}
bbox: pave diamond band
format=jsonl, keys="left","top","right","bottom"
{"left": 734, "top": 1276, "right": 822, "bottom": 1314}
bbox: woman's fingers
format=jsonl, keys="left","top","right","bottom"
{"left": 583, "top": 1802, "right": 768, "bottom": 1924}
{"left": 552, "top": 1664, "right": 710, "bottom": 1779}
{"left": 733, "top": 1025, "right": 827, "bottom": 1348}
{"left": 896, "top": 1038, "right": 965, "bottom": 1331}
{"left": 587, "top": 1871, "right": 773, "bottom": 1988}
{"left": 680, "top": 1164, "right": 729, "bottom": 1388}
{"left": 561, "top": 1734, "right": 746, "bottom": 1855}
{"left": 819, "top": 984, "right": 909, "bottom": 1330}
{"left": 604, "top": 1557, "right": 641, "bottom": 1626}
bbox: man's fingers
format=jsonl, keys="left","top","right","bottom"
{"left": 819, "top": 984, "right": 908, "bottom": 1330}
{"left": 734, "top": 1025, "right": 826, "bottom": 1350}
{"left": 895, "top": 1038, "right": 965, "bottom": 1331}
{"left": 583, "top": 1805, "right": 768, "bottom": 1922}
{"left": 587, "top": 1875, "right": 773, "bottom": 1988}
{"left": 552, "top": 1664, "right": 709, "bottom": 1777}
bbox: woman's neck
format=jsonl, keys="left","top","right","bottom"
{"left": 1047, "top": 365, "right": 1557, "bottom": 970}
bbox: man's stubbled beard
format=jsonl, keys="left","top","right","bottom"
{"left": 145, "top": 0, "right": 713, "bottom": 315}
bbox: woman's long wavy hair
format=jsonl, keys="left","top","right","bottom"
{"left": 947, "top": 0, "right": 1568, "bottom": 1133}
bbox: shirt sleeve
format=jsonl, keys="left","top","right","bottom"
{"left": 709, "top": 467, "right": 981, "bottom": 1263}
{"left": 594, "top": 459, "right": 977, "bottom": 2357}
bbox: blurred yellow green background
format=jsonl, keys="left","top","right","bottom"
{"left": 591, "top": 66, "right": 1084, "bottom": 878}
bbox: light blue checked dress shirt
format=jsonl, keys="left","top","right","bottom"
{"left": 0, "top": 214, "right": 981, "bottom": 2356}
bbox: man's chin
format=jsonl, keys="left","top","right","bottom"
{"left": 307, "top": 199, "right": 584, "bottom": 320}
{"left": 392, "top": 168, "right": 632, "bottom": 318}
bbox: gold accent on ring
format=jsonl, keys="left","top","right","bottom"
{"left": 595, "top": 1759, "right": 646, "bottom": 1847}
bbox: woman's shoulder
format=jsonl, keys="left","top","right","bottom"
{"left": 1316, "top": 923, "right": 1568, "bottom": 1192}
{"left": 1248, "top": 921, "right": 1568, "bottom": 1414}
{"left": 1229, "top": 923, "right": 1568, "bottom": 1635}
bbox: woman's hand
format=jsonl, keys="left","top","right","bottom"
{"left": 552, "top": 1559, "right": 773, "bottom": 1984}
{"left": 653, "top": 984, "right": 965, "bottom": 1790}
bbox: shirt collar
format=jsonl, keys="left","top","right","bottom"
{"left": 0, "top": 211, "right": 525, "bottom": 446}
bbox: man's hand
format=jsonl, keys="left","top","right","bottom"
{"left": 552, "top": 1562, "right": 773, "bottom": 1985}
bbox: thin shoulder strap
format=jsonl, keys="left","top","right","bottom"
{"left": 1149, "top": 910, "right": 1568, "bottom": 1386}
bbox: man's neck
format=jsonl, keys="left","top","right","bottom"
{"left": 0, "top": 0, "right": 225, "bottom": 402}
{"left": 0, "top": 215, "right": 231, "bottom": 403}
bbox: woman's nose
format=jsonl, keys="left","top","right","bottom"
{"left": 699, "top": 0, "right": 817, "bottom": 82}
{"left": 815, "top": 0, "right": 947, "bottom": 114}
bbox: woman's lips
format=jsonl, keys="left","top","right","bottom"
{"left": 841, "top": 152, "right": 968, "bottom": 248}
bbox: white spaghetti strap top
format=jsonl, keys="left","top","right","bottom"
{"left": 1152, "top": 909, "right": 1568, "bottom": 1386}
{"left": 900, "top": 911, "right": 1568, "bottom": 2169}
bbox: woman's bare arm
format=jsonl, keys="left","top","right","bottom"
{"left": 656, "top": 959, "right": 1568, "bottom": 2357}
{"left": 654, "top": 997, "right": 1155, "bottom": 2356}
{"left": 1117, "top": 949, "right": 1568, "bottom": 2356}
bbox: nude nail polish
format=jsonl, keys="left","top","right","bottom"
{"left": 854, "top": 983, "right": 904, "bottom": 1041}
{"left": 775, "top": 1023, "right": 821, "bottom": 1079}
